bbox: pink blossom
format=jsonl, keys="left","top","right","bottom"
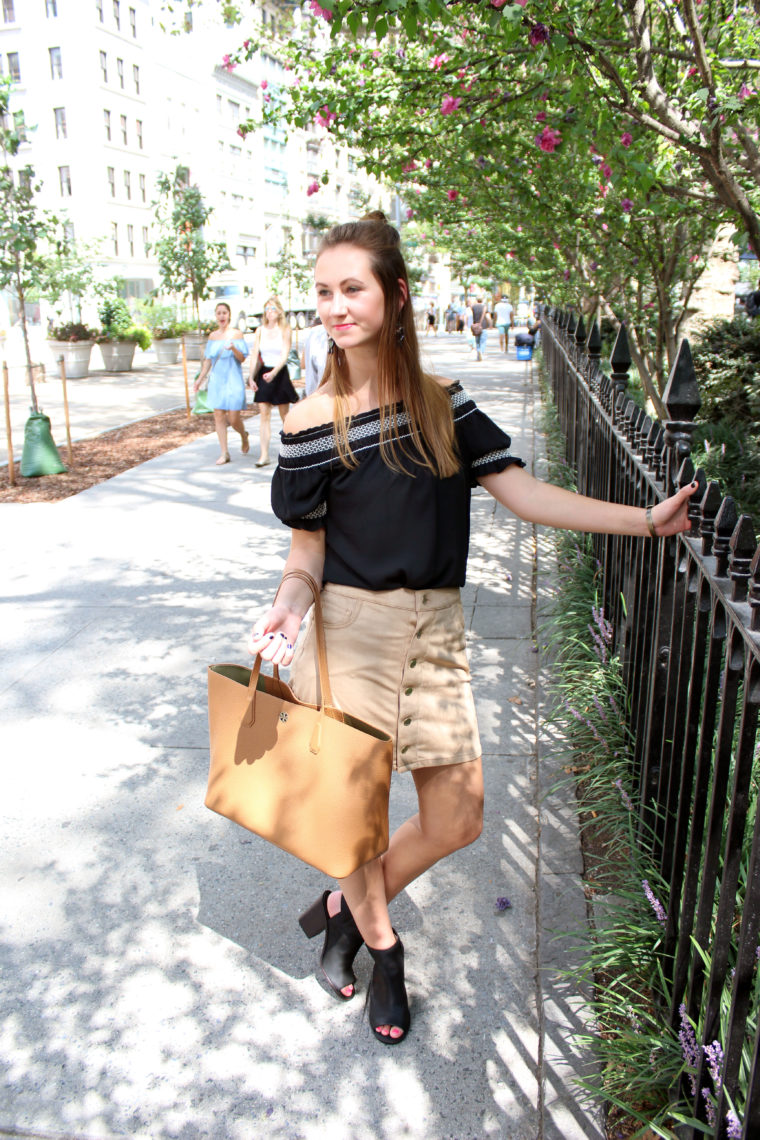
{"left": 529, "top": 23, "right": 550, "bottom": 47}
{"left": 536, "top": 111, "right": 547, "bottom": 122}
{"left": 563, "top": 268, "right": 570, "bottom": 280}
{"left": 517, "top": 225, "right": 523, "bottom": 232}
{"left": 309, "top": 0, "right": 333, "bottom": 20}
{"left": 237, "top": 126, "right": 247, "bottom": 139}
{"left": 441, "top": 95, "right": 462, "bottom": 115}
{"left": 539, "top": 91, "right": 548, "bottom": 100}
{"left": 243, "top": 39, "right": 252, "bottom": 51}
{"left": 530, "top": 255, "right": 536, "bottom": 261}
{"left": 621, "top": 131, "right": 633, "bottom": 147}
{"left": 602, "top": 223, "right": 608, "bottom": 231}
{"left": 261, "top": 80, "right": 268, "bottom": 90}
{"left": 739, "top": 83, "right": 755, "bottom": 100}
{"left": 314, "top": 105, "right": 338, "bottom": 129}
{"left": 621, "top": 198, "right": 633, "bottom": 213}
{"left": 687, "top": 65, "right": 697, "bottom": 77}
{"left": 402, "top": 161, "right": 417, "bottom": 174}
{"left": 535, "top": 126, "right": 561, "bottom": 153}
{"left": 431, "top": 54, "right": 449, "bottom": 69}
{"left": 490, "top": 0, "right": 510, "bottom": 8}
{"left": 601, "top": 162, "right": 612, "bottom": 180}
{"left": 263, "top": 92, "right": 271, "bottom": 103}
{"left": 515, "top": 0, "right": 527, "bottom": 5}
{"left": 221, "top": 55, "right": 237, "bottom": 73}
{"left": 447, "top": 189, "right": 459, "bottom": 201}
{"left": 425, "top": 158, "right": 433, "bottom": 169}
{"left": 406, "top": 208, "right": 414, "bottom": 220}
{"left": 306, "top": 180, "right": 321, "bottom": 197}
{"left": 553, "top": 242, "right": 560, "bottom": 249}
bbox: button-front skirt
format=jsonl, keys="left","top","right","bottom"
{"left": 288, "top": 583, "right": 481, "bottom": 773}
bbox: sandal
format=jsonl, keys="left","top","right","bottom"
{"left": 299, "top": 891, "right": 363, "bottom": 1001}
{"left": 215, "top": 453, "right": 231, "bottom": 465}
{"left": 241, "top": 430, "right": 250, "bottom": 454}
{"left": 367, "top": 934, "right": 410, "bottom": 1044}
{"left": 255, "top": 457, "right": 270, "bottom": 467}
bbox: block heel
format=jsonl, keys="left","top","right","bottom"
{"left": 298, "top": 891, "right": 364, "bottom": 1001}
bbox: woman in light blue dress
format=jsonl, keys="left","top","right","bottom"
{"left": 193, "top": 302, "right": 250, "bottom": 465}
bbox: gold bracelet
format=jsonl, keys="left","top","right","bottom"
{"left": 645, "top": 506, "right": 658, "bottom": 538}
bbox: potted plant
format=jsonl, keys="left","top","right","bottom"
{"left": 96, "top": 297, "right": 152, "bottom": 371}
{"left": 138, "top": 302, "right": 188, "bottom": 364}
{"left": 47, "top": 320, "right": 98, "bottom": 378}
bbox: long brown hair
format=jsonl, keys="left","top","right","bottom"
{"left": 318, "top": 212, "right": 459, "bottom": 479}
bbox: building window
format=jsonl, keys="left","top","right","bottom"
{"left": 107, "top": 166, "right": 115, "bottom": 196}
{"left": 139, "top": 173, "right": 146, "bottom": 201}
{"left": 103, "top": 108, "right": 111, "bottom": 140}
{"left": 228, "top": 100, "right": 240, "bottom": 121}
{"left": 46, "top": 0, "right": 58, "bottom": 15}
{"left": 236, "top": 245, "right": 256, "bottom": 264}
{"left": 7, "top": 52, "right": 20, "bottom": 82}
{"left": 113, "top": 1, "right": 120, "bottom": 30}
{"left": 230, "top": 145, "right": 241, "bottom": 158}
{"left": 18, "top": 167, "right": 32, "bottom": 192}
{"left": 49, "top": 47, "right": 62, "bottom": 79}
{"left": 127, "top": 224, "right": 134, "bottom": 256}
{"left": 53, "top": 107, "right": 67, "bottom": 139}
{"left": 96, "top": 0, "right": 103, "bottom": 20}
{"left": 123, "top": 170, "right": 131, "bottom": 199}
{"left": 100, "top": 51, "right": 107, "bottom": 83}
{"left": 3, "top": 1, "right": 16, "bottom": 23}
{"left": 184, "top": 10, "right": 192, "bottom": 32}
{"left": 136, "top": 119, "right": 143, "bottom": 148}
{"left": 142, "top": 225, "right": 149, "bottom": 253}
{"left": 13, "top": 110, "right": 26, "bottom": 141}
{"left": 116, "top": 58, "right": 124, "bottom": 89}
{"left": 58, "top": 165, "right": 72, "bottom": 196}
{"left": 120, "top": 114, "right": 127, "bottom": 144}
{"left": 133, "top": 64, "right": 139, "bottom": 94}
{"left": 129, "top": 7, "right": 136, "bottom": 37}
{"left": 111, "top": 222, "right": 118, "bottom": 256}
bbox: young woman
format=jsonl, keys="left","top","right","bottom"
{"left": 248, "top": 296, "right": 298, "bottom": 467}
{"left": 248, "top": 213, "right": 696, "bottom": 1046}
{"left": 193, "top": 302, "right": 250, "bottom": 466}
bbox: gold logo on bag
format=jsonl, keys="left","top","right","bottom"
{"left": 279, "top": 711, "right": 288, "bottom": 723}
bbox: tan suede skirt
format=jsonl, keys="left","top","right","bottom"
{"left": 288, "top": 583, "right": 481, "bottom": 773}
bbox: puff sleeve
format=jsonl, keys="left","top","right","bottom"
{"left": 449, "top": 384, "right": 526, "bottom": 486}
{"left": 271, "top": 425, "right": 331, "bottom": 530}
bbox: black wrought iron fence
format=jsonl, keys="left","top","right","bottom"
{"left": 542, "top": 309, "right": 760, "bottom": 1139}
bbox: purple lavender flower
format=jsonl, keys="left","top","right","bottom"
{"left": 592, "top": 694, "right": 608, "bottom": 722}
{"left": 615, "top": 778, "right": 633, "bottom": 811}
{"left": 726, "top": 1109, "right": 742, "bottom": 1138}
{"left": 495, "top": 897, "right": 512, "bottom": 911}
{"left": 703, "top": 1040, "right": 724, "bottom": 1086}
{"left": 643, "top": 879, "right": 666, "bottom": 924}
{"left": 679, "top": 1004, "right": 699, "bottom": 1096}
{"left": 702, "top": 1089, "right": 717, "bottom": 1128}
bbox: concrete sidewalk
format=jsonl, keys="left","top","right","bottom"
{"left": 0, "top": 334, "right": 602, "bottom": 1140}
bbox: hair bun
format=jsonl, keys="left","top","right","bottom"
{"left": 361, "top": 210, "right": 388, "bottom": 225}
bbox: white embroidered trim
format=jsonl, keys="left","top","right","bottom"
{"left": 471, "top": 448, "right": 515, "bottom": 469}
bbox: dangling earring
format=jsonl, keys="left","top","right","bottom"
{"left": 327, "top": 336, "right": 335, "bottom": 355}
{"left": 396, "top": 324, "right": 405, "bottom": 345}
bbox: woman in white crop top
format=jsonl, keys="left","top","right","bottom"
{"left": 249, "top": 296, "right": 298, "bottom": 467}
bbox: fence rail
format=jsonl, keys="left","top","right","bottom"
{"left": 542, "top": 310, "right": 760, "bottom": 1139}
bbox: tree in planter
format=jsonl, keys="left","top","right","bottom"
{"left": 150, "top": 168, "right": 233, "bottom": 329}
{"left": 39, "top": 223, "right": 98, "bottom": 325}
{"left": 0, "top": 78, "right": 58, "bottom": 415}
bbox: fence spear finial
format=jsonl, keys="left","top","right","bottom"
{"left": 662, "top": 339, "right": 701, "bottom": 495}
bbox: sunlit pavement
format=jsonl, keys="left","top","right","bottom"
{"left": 0, "top": 330, "right": 602, "bottom": 1139}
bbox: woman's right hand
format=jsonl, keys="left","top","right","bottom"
{"left": 248, "top": 604, "right": 304, "bottom": 667}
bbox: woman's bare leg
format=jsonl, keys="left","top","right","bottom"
{"left": 334, "top": 756, "right": 484, "bottom": 1036}
{"left": 213, "top": 410, "right": 229, "bottom": 461}
{"left": 277, "top": 403, "right": 290, "bottom": 425}
{"left": 227, "top": 410, "right": 249, "bottom": 451}
{"left": 258, "top": 403, "right": 272, "bottom": 463}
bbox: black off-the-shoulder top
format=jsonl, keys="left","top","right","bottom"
{"left": 271, "top": 383, "right": 525, "bottom": 590}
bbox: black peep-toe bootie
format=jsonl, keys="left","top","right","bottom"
{"left": 367, "top": 934, "right": 410, "bottom": 1045}
{"left": 298, "top": 891, "right": 364, "bottom": 1001}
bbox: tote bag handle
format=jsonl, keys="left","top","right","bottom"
{"left": 246, "top": 570, "right": 334, "bottom": 753}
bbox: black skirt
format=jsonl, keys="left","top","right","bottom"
{"left": 253, "top": 360, "right": 298, "bottom": 405}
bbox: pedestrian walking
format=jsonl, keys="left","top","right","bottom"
{"left": 249, "top": 297, "right": 299, "bottom": 467}
{"left": 248, "top": 211, "right": 697, "bottom": 1047}
{"left": 470, "top": 295, "right": 488, "bottom": 361}
{"left": 493, "top": 295, "right": 514, "bottom": 353}
{"left": 302, "top": 320, "right": 329, "bottom": 396}
{"left": 425, "top": 302, "right": 437, "bottom": 336}
{"left": 193, "top": 302, "right": 250, "bottom": 466}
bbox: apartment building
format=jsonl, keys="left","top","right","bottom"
{"left": 0, "top": 0, "right": 383, "bottom": 325}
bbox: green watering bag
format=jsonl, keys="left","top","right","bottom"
{"left": 20, "top": 412, "right": 67, "bottom": 477}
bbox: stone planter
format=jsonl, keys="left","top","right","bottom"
{"left": 154, "top": 338, "right": 180, "bottom": 365}
{"left": 183, "top": 331, "right": 204, "bottom": 360}
{"left": 99, "top": 341, "right": 137, "bottom": 372}
{"left": 48, "top": 340, "right": 94, "bottom": 380}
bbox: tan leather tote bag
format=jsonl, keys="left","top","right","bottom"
{"left": 205, "top": 570, "right": 394, "bottom": 878}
